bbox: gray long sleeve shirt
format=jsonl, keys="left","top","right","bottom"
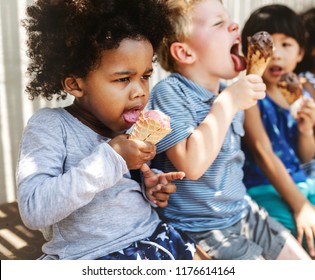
{"left": 16, "top": 108, "right": 160, "bottom": 259}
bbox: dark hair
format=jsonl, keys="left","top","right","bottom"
{"left": 241, "top": 4, "right": 306, "bottom": 56}
{"left": 296, "top": 8, "right": 315, "bottom": 73}
{"left": 23, "top": 0, "right": 172, "bottom": 100}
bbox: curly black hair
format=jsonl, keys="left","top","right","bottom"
{"left": 22, "top": 0, "right": 172, "bottom": 100}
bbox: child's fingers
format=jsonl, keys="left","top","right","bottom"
{"left": 297, "top": 110, "right": 315, "bottom": 123}
{"left": 141, "top": 151, "right": 156, "bottom": 161}
{"left": 252, "top": 89, "right": 266, "bottom": 101}
{"left": 296, "top": 226, "right": 304, "bottom": 245}
{"left": 148, "top": 184, "right": 162, "bottom": 194}
{"left": 302, "top": 97, "right": 315, "bottom": 106}
{"left": 136, "top": 140, "right": 156, "bottom": 153}
{"left": 246, "top": 75, "right": 266, "bottom": 99}
{"left": 154, "top": 191, "right": 171, "bottom": 201}
{"left": 252, "top": 82, "right": 266, "bottom": 92}
{"left": 155, "top": 199, "right": 168, "bottom": 208}
{"left": 300, "top": 100, "right": 315, "bottom": 111}
{"left": 159, "top": 183, "right": 176, "bottom": 194}
{"left": 301, "top": 104, "right": 315, "bottom": 115}
{"left": 161, "top": 171, "right": 185, "bottom": 183}
{"left": 140, "top": 163, "right": 155, "bottom": 178}
{"left": 246, "top": 74, "right": 263, "bottom": 83}
{"left": 304, "top": 228, "right": 315, "bottom": 257}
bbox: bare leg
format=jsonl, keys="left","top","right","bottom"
{"left": 277, "top": 235, "right": 311, "bottom": 260}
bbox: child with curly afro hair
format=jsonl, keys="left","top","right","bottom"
{"left": 16, "top": 0, "right": 196, "bottom": 260}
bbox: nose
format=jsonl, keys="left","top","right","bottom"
{"left": 130, "top": 83, "right": 146, "bottom": 100}
{"left": 228, "top": 22, "right": 239, "bottom": 32}
{"left": 271, "top": 45, "right": 281, "bottom": 60}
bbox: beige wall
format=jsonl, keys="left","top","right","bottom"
{"left": 1, "top": 0, "right": 315, "bottom": 204}
{"left": 224, "top": 0, "right": 315, "bottom": 28}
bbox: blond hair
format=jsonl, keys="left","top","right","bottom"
{"left": 157, "top": 0, "right": 222, "bottom": 72}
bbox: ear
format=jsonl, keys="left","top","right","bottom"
{"left": 297, "top": 48, "right": 305, "bottom": 63}
{"left": 62, "top": 76, "right": 84, "bottom": 97}
{"left": 170, "top": 42, "right": 195, "bottom": 65}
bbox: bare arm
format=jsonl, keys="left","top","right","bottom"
{"left": 244, "top": 105, "right": 315, "bottom": 255}
{"left": 244, "top": 105, "right": 309, "bottom": 212}
{"left": 296, "top": 98, "right": 315, "bottom": 163}
{"left": 297, "top": 129, "right": 315, "bottom": 163}
{"left": 166, "top": 75, "right": 266, "bottom": 180}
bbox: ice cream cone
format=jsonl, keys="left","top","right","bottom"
{"left": 246, "top": 31, "right": 273, "bottom": 76}
{"left": 246, "top": 45, "right": 272, "bottom": 76}
{"left": 277, "top": 73, "right": 303, "bottom": 105}
{"left": 278, "top": 87, "right": 302, "bottom": 105}
{"left": 129, "top": 111, "right": 172, "bottom": 145}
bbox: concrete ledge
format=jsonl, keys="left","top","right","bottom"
{"left": 0, "top": 201, "right": 211, "bottom": 260}
{"left": 0, "top": 201, "right": 45, "bottom": 260}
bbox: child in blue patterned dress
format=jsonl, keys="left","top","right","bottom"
{"left": 241, "top": 4, "right": 315, "bottom": 258}
{"left": 147, "top": 0, "right": 310, "bottom": 260}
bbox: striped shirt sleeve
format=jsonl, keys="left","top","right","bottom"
{"left": 148, "top": 76, "right": 197, "bottom": 153}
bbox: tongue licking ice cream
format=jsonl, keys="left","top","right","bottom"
{"left": 246, "top": 31, "right": 273, "bottom": 76}
{"left": 231, "top": 43, "right": 247, "bottom": 72}
{"left": 123, "top": 109, "right": 141, "bottom": 124}
{"left": 129, "top": 110, "right": 172, "bottom": 144}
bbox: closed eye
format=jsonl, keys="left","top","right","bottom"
{"left": 141, "top": 74, "right": 152, "bottom": 81}
{"left": 115, "top": 77, "right": 130, "bottom": 82}
{"left": 213, "top": 20, "right": 224, "bottom": 27}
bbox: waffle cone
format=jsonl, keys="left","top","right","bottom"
{"left": 129, "top": 113, "right": 172, "bottom": 145}
{"left": 277, "top": 73, "right": 303, "bottom": 105}
{"left": 278, "top": 86, "right": 302, "bottom": 105}
{"left": 246, "top": 45, "right": 271, "bottom": 76}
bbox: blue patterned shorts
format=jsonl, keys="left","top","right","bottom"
{"left": 97, "top": 222, "right": 195, "bottom": 260}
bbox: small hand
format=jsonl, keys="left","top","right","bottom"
{"left": 294, "top": 202, "right": 315, "bottom": 257}
{"left": 141, "top": 164, "right": 185, "bottom": 207}
{"left": 109, "top": 135, "right": 156, "bottom": 169}
{"left": 223, "top": 74, "right": 266, "bottom": 112}
{"left": 296, "top": 97, "right": 315, "bottom": 134}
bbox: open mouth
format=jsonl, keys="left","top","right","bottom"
{"left": 230, "top": 42, "right": 247, "bottom": 72}
{"left": 122, "top": 106, "right": 143, "bottom": 124}
{"left": 268, "top": 66, "right": 283, "bottom": 77}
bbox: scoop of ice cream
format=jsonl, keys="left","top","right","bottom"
{"left": 247, "top": 31, "right": 273, "bottom": 59}
{"left": 128, "top": 110, "right": 172, "bottom": 144}
{"left": 277, "top": 72, "right": 303, "bottom": 110}
{"left": 246, "top": 31, "right": 273, "bottom": 76}
{"left": 278, "top": 72, "right": 301, "bottom": 94}
{"left": 144, "top": 110, "right": 170, "bottom": 128}
{"left": 278, "top": 74, "right": 304, "bottom": 119}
